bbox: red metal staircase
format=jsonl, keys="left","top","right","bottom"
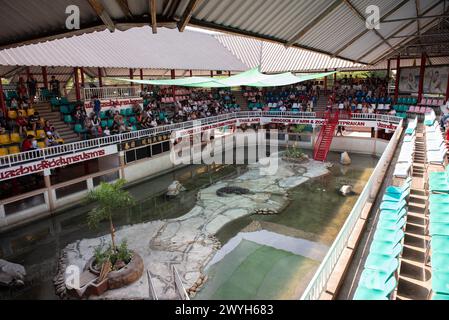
{"left": 313, "top": 111, "right": 339, "bottom": 161}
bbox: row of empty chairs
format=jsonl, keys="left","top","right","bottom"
{"left": 426, "top": 165, "right": 449, "bottom": 299}
{"left": 354, "top": 177, "right": 411, "bottom": 299}
{"left": 419, "top": 98, "right": 446, "bottom": 107}
{"left": 394, "top": 118, "right": 417, "bottom": 178}
{"left": 425, "top": 120, "right": 447, "bottom": 165}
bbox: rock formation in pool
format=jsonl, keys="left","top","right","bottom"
{"left": 216, "top": 186, "right": 253, "bottom": 197}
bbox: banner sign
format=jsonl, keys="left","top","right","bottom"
{"left": 84, "top": 98, "right": 143, "bottom": 110}
{"left": 399, "top": 68, "right": 420, "bottom": 93}
{"left": 118, "top": 135, "right": 171, "bottom": 151}
{"left": 424, "top": 66, "right": 449, "bottom": 95}
{"left": 0, "top": 145, "right": 118, "bottom": 181}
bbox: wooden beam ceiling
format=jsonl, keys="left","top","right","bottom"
{"left": 178, "top": 0, "right": 203, "bottom": 32}
{"left": 87, "top": 0, "right": 115, "bottom": 32}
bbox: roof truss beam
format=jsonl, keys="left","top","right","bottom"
{"left": 178, "top": 0, "right": 203, "bottom": 32}
{"left": 87, "top": 0, "right": 115, "bottom": 32}
{"left": 150, "top": 0, "right": 157, "bottom": 33}
{"left": 332, "top": 0, "right": 410, "bottom": 57}
{"left": 362, "top": 0, "right": 444, "bottom": 64}
{"left": 115, "top": 0, "right": 133, "bottom": 19}
{"left": 342, "top": 0, "right": 394, "bottom": 55}
{"left": 285, "top": 0, "right": 342, "bottom": 47}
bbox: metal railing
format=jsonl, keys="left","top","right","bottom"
{"left": 172, "top": 265, "right": 190, "bottom": 300}
{"left": 83, "top": 86, "right": 141, "bottom": 100}
{"left": 147, "top": 270, "right": 159, "bottom": 300}
{"left": 300, "top": 119, "right": 403, "bottom": 300}
{"left": 0, "top": 112, "right": 402, "bottom": 169}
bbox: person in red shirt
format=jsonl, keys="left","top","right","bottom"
{"left": 21, "top": 135, "right": 34, "bottom": 152}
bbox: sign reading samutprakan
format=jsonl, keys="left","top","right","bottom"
{"left": 0, "top": 145, "right": 118, "bottom": 181}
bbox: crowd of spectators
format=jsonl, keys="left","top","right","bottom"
{"left": 78, "top": 89, "right": 240, "bottom": 140}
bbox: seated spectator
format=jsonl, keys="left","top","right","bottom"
{"left": 10, "top": 98, "right": 18, "bottom": 109}
{"left": 43, "top": 120, "right": 60, "bottom": 139}
{"left": 111, "top": 121, "right": 120, "bottom": 135}
{"left": 44, "top": 132, "right": 58, "bottom": 147}
{"left": 108, "top": 103, "right": 118, "bottom": 118}
{"left": 103, "top": 126, "right": 111, "bottom": 136}
{"left": 16, "top": 114, "right": 28, "bottom": 136}
{"left": 28, "top": 111, "right": 41, "bottom": 131}
{"left": 21, "top": 135, "right": 35, "bottom": 152}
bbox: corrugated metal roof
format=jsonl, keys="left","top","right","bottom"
{"left": 215, "top": 34, "right": 363, "bottom": 73}
{"left": 0, "top": 26, "right": 247, "bottom": 71}
{"left": 0, "top": 0, "right": 446, "bottom": 67}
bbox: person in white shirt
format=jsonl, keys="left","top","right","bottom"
{"left": 103, "top": 127, "right": 111, "bottom": 136}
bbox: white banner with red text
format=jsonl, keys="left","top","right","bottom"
{"left": 0, "top": 145, "right": 118, "bottom": 181}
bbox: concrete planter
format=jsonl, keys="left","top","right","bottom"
{"left": 85, "top": 251, "right": 144, "bottom": 291}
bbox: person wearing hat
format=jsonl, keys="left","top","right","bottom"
{"left": 45, "top": 131, "right": 57, "bottom": 147}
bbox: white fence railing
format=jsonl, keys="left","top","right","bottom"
{"left": 83, "top": 86, "right": 141, "bottom": 100}
{"left": 300, "top": 119, "right": 403, "bottom": 300}
{"left": 0, "top": 112, "right": 402, "bottom": 169}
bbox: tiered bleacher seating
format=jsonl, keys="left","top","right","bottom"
{"left": 426, "top": 168, "right": 449, "bottom": 299}
{"left": 393, "top": 119, "right": 417, "bottom": 178}
{"left": 425, "top": 120, "right": 447, "bottom": 165}
{"left": 353, "top": 177, "right": 411, "bottom": 299}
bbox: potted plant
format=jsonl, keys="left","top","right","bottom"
{"left": 84, "top": 180, "right": 143, "bottom": 293}
{"left": 87, "top": 179, "right": 135, "bottom": 254}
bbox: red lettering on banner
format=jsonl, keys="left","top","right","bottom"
{"left": 0, "top": 149, "right": 109, "bottom": 180}
{"left": 377, "top": 122, "right": 397, "bottom": 130}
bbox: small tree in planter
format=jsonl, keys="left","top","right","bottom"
{"left": 87, "top": 179, "right": 136, "bottom": 253}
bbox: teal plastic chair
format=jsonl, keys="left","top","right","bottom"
{"left": 353, "top": 273, "right": 396, "bottom": 300}
{"left": 430, "top": 236, "right": 449, "bottom": 253}
{"left": 379, "top": 208, "right": 408, "bottom": 222}
{"left": 50, "top": 97, "right": 60, "bottom": 107}
{"left": 377, "top": 217, "right": 406, "bottom": 231}
{"left": 382, "top": 191, "right": 408, "bottom": 203}
{"left": 100, "top": 111, "right": 107, "bottom": 119}
{"left": 101, "top": 120, "right": 107, "bottom": 128}
{"left": 120, "top": 109, "right": 127, "bottom": 116}
{"left": 432, "top": 292, "right": 449, "bottom": 300}
{"left": 430, "top": 193, "right": 449, "bottom": 203}
{"left": 365, "top": 253, "right": 399, "bottom": 274}
{"left": 430, "top": 213, "right": 449, "bottom": 224}
{"left": 429, "top": 223, "right": 449, "bottom": 237}
{"left": 370, "top": 240, "right": 402, "bottom": 257}
{"left": 430, "top": 180, "right": 449, "bottom": 193}
{"left": 59, "top": 105, "right": 69, "bottom": 114}
{"left": 64, "top": 115, "right": 74, "bottom": 124}
{"left": 373, "top": 228, "right": 405, "bottom": 244}
{"left": 386, "top": 178, "right": 411, "bottom": 195}
{"left": 129, "top": 117, "right": 137, "bottom": 124}
{"left": 107, "top": 119, "right": 114, "bottom": 127}
{"left": 380, "top": 199, "right": 406, "bottom": 211}
{"left": 125, "top": 108, "right": 133, "bottom": 116}
{"left": 74, "top": 124, "right": 85, "bottom": 133}
{"left": 432, "top": 270, "right": 449, "bottom": 294}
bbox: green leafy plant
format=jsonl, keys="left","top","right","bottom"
{"left": 291, "top": 124, "right": 307, "bottom": 134}
{"left": 92, "top": 240, "right": 133, "bottom": 271}
{"left": 284, "top": 144, "right": 306, "bottom": 159}
{"left": 87, "top": 179, "right": 136, "bottom": 251}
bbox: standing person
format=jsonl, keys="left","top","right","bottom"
{"left": 49, "top": 76, "right": 60, "bottom": 97}
{"left": 93, "top": 96, "right": 101, "bottom": 118}
{"left": 17, "top": 77, "right": 27, "bottom": 99}
{"left": 27, "top": 75, "right": 38, "bottom": 102}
